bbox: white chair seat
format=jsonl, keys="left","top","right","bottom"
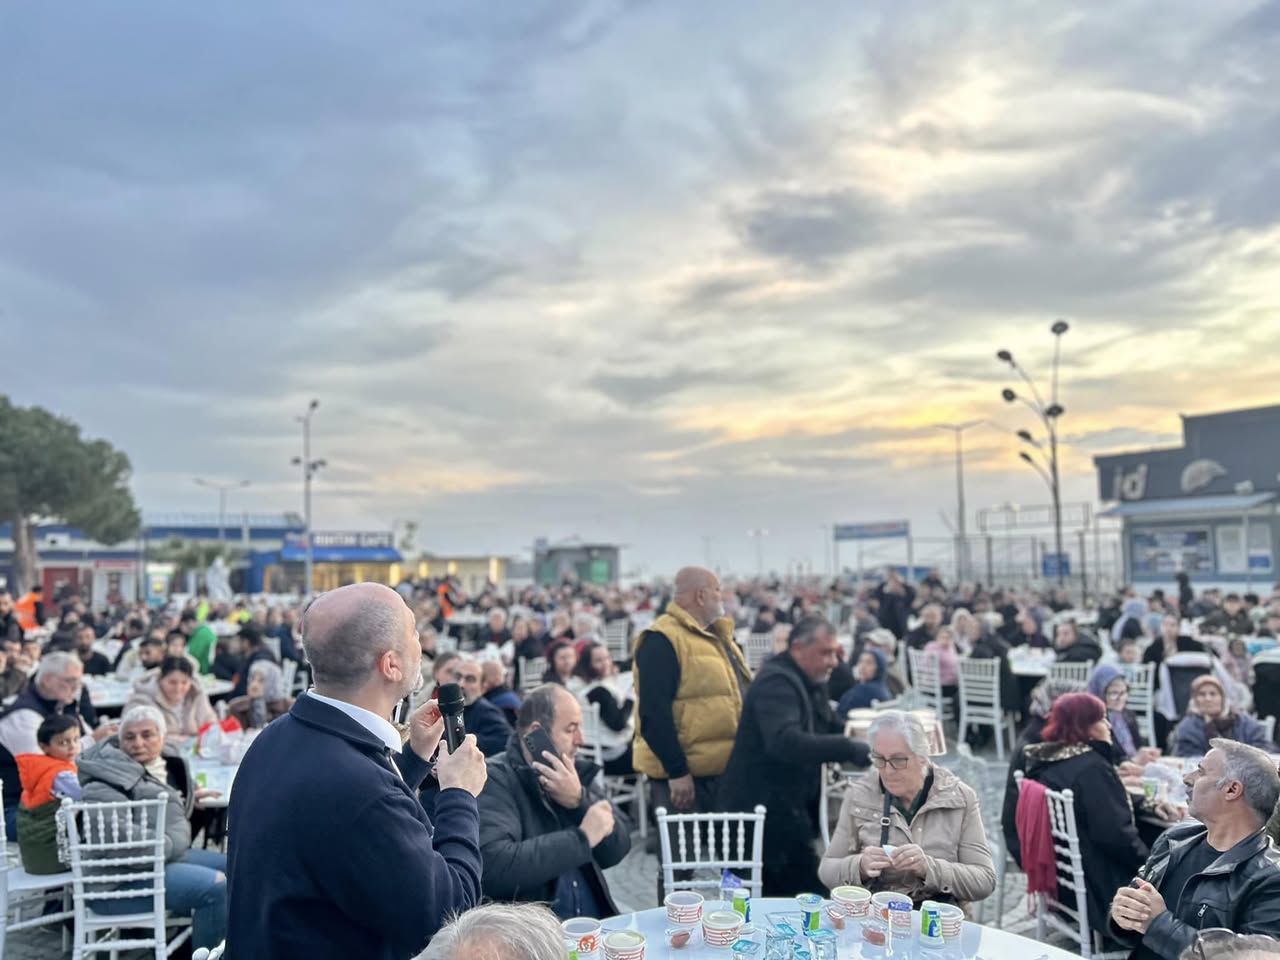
{"left": 7, "top": 866, "right": 74, "bottom": 893}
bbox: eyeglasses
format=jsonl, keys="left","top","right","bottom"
{"left": 870, "top": 753, "right": 913, "bottom": 770}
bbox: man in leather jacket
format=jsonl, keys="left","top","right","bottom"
{"left": 1110, "top": 740, "right": 1280, "bottom": 959}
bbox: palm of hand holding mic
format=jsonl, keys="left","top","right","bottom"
{"left": 411, "top": 682, "right": 487, "bottom": 797}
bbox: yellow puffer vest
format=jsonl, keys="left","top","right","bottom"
{"left": 632, "top": 602, "right": 750, "bottom": 779}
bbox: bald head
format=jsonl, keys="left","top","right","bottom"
{"left": 480, "top": 660, "right": 506, "bottom": 692}
{"left": 302, "top": 583, "right": 415, "bottom": 693}
{"left": 673, "top": 566, "right": 724, "bottom": 629}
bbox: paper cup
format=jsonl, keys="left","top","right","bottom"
{"left": 936, "top": 903, "right": 964, "bottom": 942}
{"left": 831, "top": 884, "right": 872, "bottom": 919}
{"left": 602, "top": 930, "right": 646, "bottom": 960}
{"left": 871, "top": 891, "right": 912, "bottom": 934}
{"left": 563, "top": 917, "right": 602, "bottom": 960}
{"left": 702, "top": 908, "right": 744, "bottom": 949}
{"left": 664, "top": 890, "right": 704, "bottom": 926}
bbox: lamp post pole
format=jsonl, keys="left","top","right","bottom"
{"left": 998, "top": 320, "right": 1070, "bottom": 587}
{"left": 193, "top": 478, "right": 250, "bottom": 545}
{"left": 293, "top": 400, "right": 325, "bottom": 598}
{"left": 932, "top": 421, "right": 984, "bottom": 582}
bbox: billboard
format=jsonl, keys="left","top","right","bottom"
{"left": 834, "top": 521, "right": 911, "bottom": 541}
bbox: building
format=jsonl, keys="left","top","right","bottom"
{"left": 407, "top": 554, "right": 517, "bottom": 595}
{"left": 1094, "top": 403, "right": 1280, "bottom": 591}
{"left": 533, "top": 537, "right": 621, "bottom": 586}
{"left": 247, "top": 531, "right": 403, "bottom": 594}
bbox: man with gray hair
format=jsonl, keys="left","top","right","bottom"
{"left": 413, "top": 902, "right": 564, "bottom": 960}
{"left": 227, "top": 582, "right": 489, "bottom": 960}
{"left": 1110, "top": 739, "right": 1280, "bottom": 959}
{"left": 718, "top": 615, "right": 870, "bottom": 895}
{"left": 0, "top": 649, "right": 112, "bottom": 837}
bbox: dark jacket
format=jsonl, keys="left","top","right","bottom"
{"left": 1201, "top": 609, "right": 1255, "bottom": 637}
{"left": 1172, "top": 712, "right": 1272, "bottom": 758}
{"left": 465, "top": 695, "right": 513, "bottom": 757}
{"left": 836, "top": 648, "right": 891, "bottom": 715}
{"left": 483, "top": 685, "right": 523, "bottom": 727}
{"left": 969, "top": 635, "right": 1019, "bottom": 713}
{"left": 718, "top": 652, "right": 869, "bottom": 839}
{"left": 873, "top": 582, "right": 915, "bottom": 638}
{"left": 77, "top": 739, "right": 194, "bottom": 863}
{"left": 225, "top": 693, "right": 482, "bottom": 960}
{"left": 1056, "top": 637, "right": 1104, "bottom": 664}
{"left": 476, "top": 737, "right": 629, "bottom": 916}
{"left": 1110, "top": 824, "right": 1280, "bottom": 960}
{"left": 1021, "top": 740, "right": 1148, "bottom": 936}
{"left": 211, "top": 650, "right": 244, "bottom": 683}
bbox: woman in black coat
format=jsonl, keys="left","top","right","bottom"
{"left": 1019, "top": 692, "right": 1147, "bottom": 943}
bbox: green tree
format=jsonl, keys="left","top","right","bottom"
{"left": 0, "top": 396, "right": 141, "bottom": 593}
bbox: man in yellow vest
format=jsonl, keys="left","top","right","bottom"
{"left": 633, "top": 566, "right": 750, "bottom": 815}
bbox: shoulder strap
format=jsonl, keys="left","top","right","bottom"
{"left": 879, "top": 781, "right": 893, "bottom": 846}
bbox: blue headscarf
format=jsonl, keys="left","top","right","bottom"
{"left": 1111, "top": 598, "right": 1148, "bottom": 643}
{"left": 1088, "top": 663, "right": 1137, "bottom": 759}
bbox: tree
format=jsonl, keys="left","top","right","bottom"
{"left": 0, "top": 396, "right": 141, "bottom": 594}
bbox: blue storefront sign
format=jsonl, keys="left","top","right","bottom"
{"left": 1041, "top": 553, "right": 1071, "bottom": 578}
{"left": 834, "top": 521, "right": 911, "bottom": 541}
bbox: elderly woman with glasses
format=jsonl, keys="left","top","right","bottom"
{"left": 818, "top": 711, "right": 995, "bottom": 906}
{"left": 77, "top": 704, "right": 228, "bottom": 949}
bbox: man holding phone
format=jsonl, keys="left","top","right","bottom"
{"left": 476, "top": 683, "right": 630, "bottom": 919}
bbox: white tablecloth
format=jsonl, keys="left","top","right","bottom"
{"left": 84, "top": 676, "right": 235, "bottom": 709}
{"left": 612, "top": 898, "right": 1081, "bottom": 958}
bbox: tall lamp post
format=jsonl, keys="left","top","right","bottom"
{"left": 193, "top": 478, "right": 250, "bottom": 544}
{"left": 996, "top": 320, "right": 1069, "bottom": 586}
{"left": 931, "top": 421, "right": 984, "bottom": 583}
{"left": 291, "top": 400, "right": 325, "bottom": 598}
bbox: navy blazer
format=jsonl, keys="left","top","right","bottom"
{"left": 226, "top": 693, "right": 482, "bottom": 960}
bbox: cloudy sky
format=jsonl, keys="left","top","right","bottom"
{"left": 3, "top": 1, "right": 1278, "bottom": 577}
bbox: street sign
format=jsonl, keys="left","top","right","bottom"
{"left": 834, "top": 521, "right": 911, "bottom": 541}
{"left": 1041, "top": 552, "right": 1071, "bottom": 578}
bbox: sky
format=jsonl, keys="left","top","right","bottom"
{"left": 2, "top": 1, "right": 1279, "bottom": 577}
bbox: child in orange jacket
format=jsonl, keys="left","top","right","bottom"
{"left": 15, "top": 714, "right": 84, "bottom": 873}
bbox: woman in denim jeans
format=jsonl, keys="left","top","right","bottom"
{"left": 77, "top": 704, "right": 228, "bottom": 948}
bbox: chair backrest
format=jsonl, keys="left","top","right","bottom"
{"left": 281, "top": 658, "right": 300, "bottom": 693}
{"left": 518, "top": 657, "right": 547, "bottom": 693}
{"left": 907, "top": 649, "right": 943, "bottom": 708}
{"left": 957, "top": 657, "right": 1002, "bottom": 713}
{"left": 1261, "top": 715, "right": 1277, "bottom": 745}
{"left": 745, "top": 633, "right": 773, "bottom": 670}
{"left": 655, "top": 805, "right": 767, "bottom": 899}
{"left": 1120, "top": 663, "right": 1157, "bottom": 743}
{"left": 578, "top": 701, "right": 606, "bottom": 777}
{"left": 1049, "top": 660, "right": 1094, "bottom": 686}
{"left": 263, "top": 636, "right": 282, "bottom": 661}
{"left": 897, "top": 640, "right": 912, "bottom": 687}
{"left": 1167, "top": 661, "right": 1212, "bottom": 718}
{"left": 63, "top": 797, "right": 170, "bottom": 938}
{"left": 602, "top": 619, "right": 631, "bottom": 663}
{"left": 1033, "top": 782, "right": 1092, "bottom": 951}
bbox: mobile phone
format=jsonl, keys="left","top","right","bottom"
{"left": 523, "top": 726, "right": 559, "bottom": 767}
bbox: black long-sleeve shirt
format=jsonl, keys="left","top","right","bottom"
{"left": 584, "top": 685, "right": 633, "bottom": 732}
{"left": 634, "top": 632, "right": 688, "bottom": 779}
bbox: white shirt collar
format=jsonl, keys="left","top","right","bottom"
{"left": 306, "top": 691, "right": 403, "bottom": 755}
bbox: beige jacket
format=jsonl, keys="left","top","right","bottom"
{"left": 818, "top": 764, "right": 995, "bottom": 904}
{"left": 127, "top": 674, "right": 218, "bottom": 740}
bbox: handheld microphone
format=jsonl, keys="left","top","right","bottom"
{"left": 436, "top": 682, "right": 467, "bottom": 754}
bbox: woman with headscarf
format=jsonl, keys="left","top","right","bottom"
{"left": 1086, "top": 664, "right": 1146, "bottom": 762}
{"left": 1015, "top": 606, "right": 1050, "bottom": 649}
{"left": 1172, "top": 675, "right": 1272, "bottom": 757}
{"left": 227, "top": 660, "right": 293, "bottom": 730}
{"left": 837, "top": 647, "right": 892, "bottom": 716}
{"left": 1111, "top": 597, "right": 1149, "bottom": 646}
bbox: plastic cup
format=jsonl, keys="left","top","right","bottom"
{"left": 602, "top": 930, "right": 645, "bottom": 960}
{"left": 664, "top": 891, "right": 704, "bottom": 926}
{"left": 936, "top": 903, "right": 964, "bottom": 942}
{"left": 563, "top": 917, "right": 602, "bottom": 960}
{"left": 702, "top": 908, "right": 744, "bottom": 949}
{"left": 831, "top": 884, "right": 872, "bottom": 919}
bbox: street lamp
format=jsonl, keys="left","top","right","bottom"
{"left": 997, "top": 320, "right": 1070, "bottom": 585}
{"left": 193, "top": 478, "right": 251, "bottom": 544}
{"left": 291, "top": 399, "right": 325, "bottom": 598}
{"left": 931, "top": 420, "right": 984, "bottom": 582}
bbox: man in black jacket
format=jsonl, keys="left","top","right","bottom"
{"left": 477, "top": 683, "right": 630, "bottom": 919}
{"left": 1110, "top": 740, "right": 1280, "bottom": 959}
{"left": 717, "top": 615, "right": 870, "bottom": 895}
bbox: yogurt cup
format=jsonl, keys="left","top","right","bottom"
{"left": 602, "top": 929, "right": 646, "bottom": 960}
{"left": 702, "top": 908, "right": 744, "bottom": 949}
{"left": 830, "top": 884, "right": 872, "bottom": 919}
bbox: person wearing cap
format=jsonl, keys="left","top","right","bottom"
{"left": 1173, "top": 676, "right": 1272, "bottom": 757}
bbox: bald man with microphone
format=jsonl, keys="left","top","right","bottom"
{"left": 227, "top": 583, "right": 488, "bottom": 960}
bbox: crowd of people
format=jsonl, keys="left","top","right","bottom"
{"left": 4, "top": 565, "right": 1280, "bottom": 958}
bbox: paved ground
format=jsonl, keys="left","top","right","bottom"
{"left": 7, "top": 749, "right": 1080, "bottom": 959}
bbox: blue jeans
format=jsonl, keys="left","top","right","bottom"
{"left": 3, "top": 802, "right": 17, "bottom": 841}
{"left": 90, "top": 847, "right": 228, "bottom": 948}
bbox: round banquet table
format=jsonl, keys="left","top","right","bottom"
{"left": 84, "top": 676, "right": 235, "bottom": 711}
{"left": 609, "top": 897, "right": 1082, "bottom": 959}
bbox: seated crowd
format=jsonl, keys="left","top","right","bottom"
{"left": 3, "top": 568, "right": 1280, "bottom": 959}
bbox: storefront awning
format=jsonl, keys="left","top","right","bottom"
{"left": 1100, "top": 491, "right": 1276, "bottom": 518}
